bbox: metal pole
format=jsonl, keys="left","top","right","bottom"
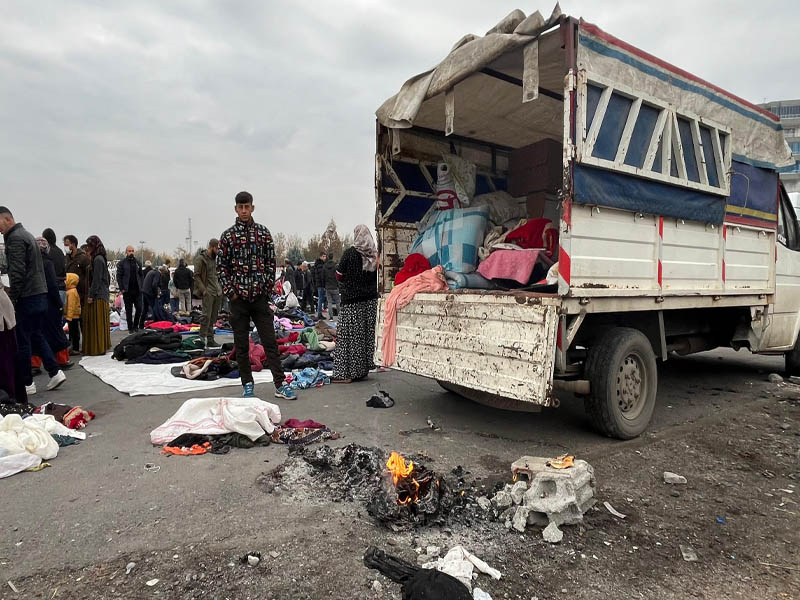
{"left": 139, "top": 241, "right": 146, "bottom": 263}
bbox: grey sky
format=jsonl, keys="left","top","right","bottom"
{"left": 1, "top": 1, "right": 795, "bottom": 253}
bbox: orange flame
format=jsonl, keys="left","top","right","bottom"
{"left": 386, "top": 451, "right": 414, "bottom": 485}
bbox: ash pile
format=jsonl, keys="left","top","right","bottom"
{"left": 479, "top": 455, "right": 596, "bottom": 542}
{"left": 294, "top": 444, "right": 464, "bottom": 530}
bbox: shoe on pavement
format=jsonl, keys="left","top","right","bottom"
{"left": 25, "top": 383, "right": 37, "bottom": 396}
{"left": 46, "top": 370, "right": 66, "bottom": 391}
{"left": 275, "top": 385, "right": 296, "bottom": 400}
{"left": 206, "top": 338, "right": 220, "bottom": 348}
{"left": 242, "top": 382, "right": 255, "bottom": 398}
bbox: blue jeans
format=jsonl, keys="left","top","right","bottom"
{"left": 15, "top": 293, "right": 59, "bottom": 379}
{"left": 143, "top": 293, "right": 173, "bottom": 323}
{"left": 316, "top": 287, "right": 327, "bottom": 316}
{"left": 170, "top": 297, "right": 179, "bottom": 313}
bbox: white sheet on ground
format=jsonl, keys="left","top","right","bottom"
{"left": 0, "top": 414, "right": 59, "bottom": 460}
{"left": 79, "top": 354, "right": 281, "bottom": 397}
{"left": 150, "top": 397, "right": 282, "bottom": 445}
{"left": 25, "top": 414, "right": 87, "bottom": 440}
{"left": 0, "top": 452, "right": 42, "bottom": 479}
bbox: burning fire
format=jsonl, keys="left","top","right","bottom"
{"left": 386, "top": 451, "right": 433, "bottom": 506}
{"left": 386, "top": 451, "right": 414, "bottom": 485}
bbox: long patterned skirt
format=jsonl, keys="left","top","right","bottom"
{"left": 83, "top": 299, "right": 111, "bottom": 356}
{"left": 333, "top": 299, "right": 377, "bottom": 381}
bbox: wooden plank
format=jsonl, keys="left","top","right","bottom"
{"left": 690, "top": 119, "right": 709, "bottom": 185}
{"left": 670, "top": 112, "right": 687, "bottom": 180}
{"left": 643, "top": 108, "right": 668, "bottom": 172}
{"left": 583, "top": 85, "right": 612, "bottom": 158}
{"left": 614, "top": 97, "right": 642, "bottom": 165}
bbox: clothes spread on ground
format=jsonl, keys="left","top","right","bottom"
{"left": 381, "top": 266, "right": 448, "bottom": 367}
{"left": 113, "top": 330, "right": 183, "bottom": 361}
{"left": 150, "top": 397, "right": 282, "bottom": 445}
{"left": 287, "top": 368, "right": 330, "bottom": 390}
{"left": 126, "top": 349, "right": 191, "bottom": 365}
{"left": 32, "top": 403, "right": 95, "bottom": 430}
{"left": 0, "top": 403, "right": 34, "bottom": 418}
{"left": 162, "top": 432, "right": 272, "bottom": 455}
{"left": 282, "top": 418, "right": 325, "bottom": 429}
{"left": 269, "top": 425, "right": 339, "bottom": 446}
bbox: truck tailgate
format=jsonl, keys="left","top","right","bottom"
{"left": 375, "top": 292, "right": 560, "bottom": 406}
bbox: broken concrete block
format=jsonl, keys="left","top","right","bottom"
{"left": 510, "top": 480, "right": 528, "bottom": 505}
{"left": 663, "top": 472, "right": 687, "bottom": 485}
{"left": 542, "top": 522, "right": 563, "bottom": 543}
{"left": 526, "top": 510, "right": 549, "bottom": 527}
{"left": 492, "top": 490, "right": 513, "bottom": 509}
{"left": 768, "top": 373, "right": 784, "bottom": 383}
{"left": 512, "top": 506, "right": 530, "bottom": 533}
{"left": 521, "top": 458, "right": 595, "bottom": 526}
{"left": 476, "top": 497, "right": 491, "bottom": 511}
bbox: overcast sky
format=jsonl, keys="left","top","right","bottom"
{"left": 1, "top": 1, "right": 796, "bottom": 253}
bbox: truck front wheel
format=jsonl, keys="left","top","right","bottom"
{"left": 584, "top": 327, "right": 658, "bottom": 439}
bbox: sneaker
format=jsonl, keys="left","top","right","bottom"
{"left": 206, "top": 338, "right": 220, "bottom": 348}
{"left": 242, "top": 382, "right": 255, "bottom": 398}
{"left": 25, "top": 383, "right": 37, "bottom": 396}
{"left": 274, "top": 385, "right": 296, "bottom": 400}
{"left": 46, "top": 370, "right": 66, "bottom": 391}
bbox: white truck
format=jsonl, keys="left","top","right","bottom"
{"left": 373, "top": 8, "right": 800, "bottom": 438}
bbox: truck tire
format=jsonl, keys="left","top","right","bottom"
{"left": 786, "top": 341, "right": 800, "bottom": 376}
{"left": 584, "top": 327, "right": 657, "bottom": 440}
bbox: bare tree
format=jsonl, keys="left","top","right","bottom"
{"left": 273, "top": 232, "right": 288, "bottom": 264}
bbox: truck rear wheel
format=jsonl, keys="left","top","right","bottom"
{"left": 584, "top": 327, "right": 657, "bottom": 439}
{"left": 786, "top": 341, "right": 800, "bottom": 376}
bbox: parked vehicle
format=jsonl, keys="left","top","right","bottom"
{"left": 373, "top": 8, "right": 799, "bottom": 439}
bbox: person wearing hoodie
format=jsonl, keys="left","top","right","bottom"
{"left": 323, "top": 253, "right": 340, "bottom": 318}
{"left": 194, "top": 238, "right": 221, "bottom": 348}
{"left": 173, "top": 258, "right": 194, "bottom": 312}
{"left": 313, "top": 251, "right": 327, "bottom": 319}
{"left": 64, "top": 273, "right": 82, "bottom": 353}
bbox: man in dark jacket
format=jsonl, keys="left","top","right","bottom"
{"left": 64, "top": 234, "right": 90, "bottom": 305}
{"left": 283, "top": 260, "right": 296, "bottom": 293}
{"left": 217, "top": 190, "right": 295, "bottom": 400}
{"left": 117, "top": 245, "right": 144, "bottom": 332}
{"left": 160, "top": 259, "right": 171, "bottom": 311}
{"left": 313, "top": 252, "right": 327, "bottom": 319}
{"left": 0, "top": 207, "right": 66, "bottom": 393}
{"left": 142, "top": 265, "right": 171, "bottom": 322}
{"left": 194, "top": 239, "right": 221, "bottom": 347}
{"left": 323, "top": 254, "right": 340, "bottom": 318}
{"left": 173, "top": 258, "right": 193, "bottom": 313}
{"left": 42, "top": 228, "right": 66, "bottom": 302}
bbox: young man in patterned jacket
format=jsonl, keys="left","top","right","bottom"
{"left": 216, "top": 191, "right": 296, "bottom": 400}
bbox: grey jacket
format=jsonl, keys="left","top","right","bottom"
{"left": 88, "top": 254, "right": 110, "bottom": 301}
{"left": 3, "top": 223, "right": 46, "bottom": 304}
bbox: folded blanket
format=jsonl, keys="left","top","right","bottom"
{"left": 477, "top": 249, "right": 551, "bottom": 284}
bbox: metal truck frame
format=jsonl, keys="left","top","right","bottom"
{"left": 374, "top": 9, "right": 800, "bottom": 438}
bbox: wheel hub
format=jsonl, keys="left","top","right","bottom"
{"left": 616, "top": 354, "right": 645, "bottom": 419}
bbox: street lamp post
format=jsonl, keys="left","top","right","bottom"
{"left": 139, "top": 241, "right": 146, "bottom": 264}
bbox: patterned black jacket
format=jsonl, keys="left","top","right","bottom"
{"left": 216, "top": 218, "right": 276, "bottom": 301}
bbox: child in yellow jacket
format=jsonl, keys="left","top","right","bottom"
{"left": 64, "top": 273, "right": 82, "bottom": 354}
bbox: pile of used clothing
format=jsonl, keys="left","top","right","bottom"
{"left": 113, "top": 330, "right": 184, "bottom": 361}
{"left": 0, "top": 403, "right": 96, "bottom": 479}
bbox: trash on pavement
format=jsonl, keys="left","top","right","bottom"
{"left": 364, "top": 546, "right": 471, "bottom": 600}
{"left": 143, "top": 463, "right": 160, "bottom": 473}
{"left": 546, "top": 454, "right": 574, "bottom": 469}
{"left": 145, "top": 578, "right": 159, "bottom": 586}
{"left": 239, "top": 552, "right": 261, "bottom": 567}
{"left": 125, "top": 562, "right": 136, "bottom": 575}
{"left": 366, "top": 390, "right": 395, "bottom": 408}
{"left": 7, "top": 581, "right": 19, "bottom": 594}
{"left": 473, "top": 588, "right": 493, "bottom": 600}
{"left": 603, "top": 501, "right": 627, "bottom": 519}
{"left": 423, "top": 545, "right": 501, "bottom": 591}
{"left": 680, "top": 545, "right": 699, "bottom": 562}
{"left": 768, "top": 373, "right": 784, "bottom": 383}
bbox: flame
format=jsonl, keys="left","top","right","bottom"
{"left": 386, "top": 451, "right": 414, "bottom": 485}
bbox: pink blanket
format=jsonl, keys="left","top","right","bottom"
{"left": 477, "top": 249, "right": 546, "bottom": 284}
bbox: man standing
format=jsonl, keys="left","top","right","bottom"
{"left": 173, "top": 258, "right": 193, "bottom": 313}
{"left": 194, "top": 238, "right": 221, "bottom": 348}
{"left": 217, "top": 191, "right": 296, "bottom": 400}
{"left": 64, "top": 234, "right": 90, "bottom": 305}
{"left": 117, "top": 245, "right": 143, "bottom": 332}
{"left": 0, "top": 207, "right": 66, "bottom": 392}
{"left": 313, "top": 251, "right": 327, "bottom": 319}
{"left": 160, "top": 259, "right": 171, "bottom": 312}
{"left": 42, "top": 228, "right": 66, "bottom": 304}
{"left": 283, "top": 259, "right": 296, "bottom": 292}
{"left": 323, "top": 253, "right": 340, "bottom": 318}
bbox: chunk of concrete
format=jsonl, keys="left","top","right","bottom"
{"left": 542, "top": 522, "right": 563, "bottom": 543}
{"left": 476, "top": 496, "right": 491, "bottom": 511}
{"left": 521, "top": 459, "right": 596, "bottom": 525}
{"left": 663, "top": 472, "right": 687, "bottom": 485}
{"left": 768, "top": 373, "right": 784, "bottom": 383}
{"left": 510, "top": 480, "right": 528, "bottom": 505}
{"left": 492, "top": 490, "right": 513, "bottom": 509}
{"left": 512, "top": 506, "right": 530, "bottom": 533}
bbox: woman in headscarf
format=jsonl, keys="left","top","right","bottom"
{"left": 82, "top": 235, "right": 112, "bottom": 355}
{"left": 332, "top": 225, "right": 379, "bottom": 383}
{"left": 33, "top": 237, "right": 72, "bottom": 368}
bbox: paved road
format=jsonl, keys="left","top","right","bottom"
{"left": 0, "top": 336, "right": 788, "bottom": 592}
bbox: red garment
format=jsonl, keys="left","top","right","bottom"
{"left": 147, "top": 321, "right": 177, "bottom": 331}
{"left": 276, "top": 332, "right": 300, "bottom": 344}
{"left": 394, "top": 253, "right": 431, "bottom": 286}
{"left": 283, "top": 418, "right": 325, "bottom": 429}
{"left": 504, "top": 218, "right": 557, "bottom": 254}
{"left": 64, "top": 406, "right": 96, "bottom": 430}
{"left": 382, "top": 266, "right": 447, "bottom": 367}
{"left": 32, "top": 348, "right": 71, "bottom": 368}
{"left": 227, "top": 340, "right": 266, "bottom": 371}
{"left": 278, "top": 344, "right": 306, "bottom": 355}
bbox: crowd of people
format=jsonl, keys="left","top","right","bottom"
{"left": 0, "top": 192, "right": 381, "bottom": 406}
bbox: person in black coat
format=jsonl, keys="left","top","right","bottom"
{"left": 35, "top": 237, "right": 71, "bottom": 367}
{"left": 173, "top": 259, "right": 194, "bottom": 313}
{"left": 42, "top": 228, "right": 66, "bottom": 302}
{"left": 312, "top": 252, "right": 327, "bottom": 319}
{"left": 116, "top": 246, "right": 144, "bottom": 332}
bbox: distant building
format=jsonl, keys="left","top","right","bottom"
{"left": 760, "top": 99, "right": 800, "bottom": 202}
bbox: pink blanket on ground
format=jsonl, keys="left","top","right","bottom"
{"left": 381, "top": 266, "right": 448, "bottom": 367}
{"left": 477, "top": 249, "right": 546, "bottom": 284}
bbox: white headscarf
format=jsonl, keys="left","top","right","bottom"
{"left": 353, "top": 225, "right": 378, "bottom": 272}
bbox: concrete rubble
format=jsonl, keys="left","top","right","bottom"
{"left": 492, "top": 456, "right": 596, "bottom": 541}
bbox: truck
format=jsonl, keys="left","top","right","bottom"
{"left": 372, "top": 7, "right": 800, "bottom": 439}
